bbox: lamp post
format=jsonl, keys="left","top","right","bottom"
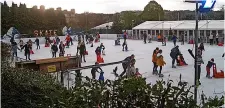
{"left": 184, "top": 0, "right": 200, "bottom": 103}
{"left": 184, "top": 0, "right": 216, "bottom": 103}
{"left": 106, "top": 25, "right": 109, "bottom": 37}
{"left": 132, "top": 20, "right": 135, "bottom": 38}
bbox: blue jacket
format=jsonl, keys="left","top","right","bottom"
{"left": 171, "top": 35, "right": 177, "bottom": 41}
{"left": 99, "top": 72, "right": 104, "bottom": 81}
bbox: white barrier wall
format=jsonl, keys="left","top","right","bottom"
{"left": 99, "top": 34, "right": 117, "bottom": 40}
{"left": 1, "top": 34, "right": 117, "bottom": 44}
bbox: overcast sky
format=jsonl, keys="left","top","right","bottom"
{"left": 2, "top": 0, "right": 224, "bottom": 13}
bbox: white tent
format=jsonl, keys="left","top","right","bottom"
{"left": 92, "top": 22, "right": 113, "bottom": 30}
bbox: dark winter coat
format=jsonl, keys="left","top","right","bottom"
{"left": 171, "top": 35, "right": 178, "bottom": 41}
{"left": 143, "top": 33, "right": 147, "bottom": 39}
{"left": 100, "top": 44, "right": 105, "bottom": 50}
{"left": 206, "top": 61, "right": 214, "bottom": 68}
{"left": 79, "top": 44, "right": 86, "bottom": 54}
{"left": 59, "top": 44, "right": 65, "bottom": 53}
{"left": 35, "top": 38, "right": 39, "bottom": 45}
{"left": 12, "top": 44, "right": 20, "bottom": 53}
{"left": 21, "top": 44, "right": 31, "bottom": 54}
{"left": 170, "top": 47, "right": 180, "bottom": 59}
{"left": 95, "top": 47, "right": 101, "bottom": 55}
{"left": 51, "top": 45, "right": 58, "bottom": 52}
{"left": 56, "top": 37, "right": 60, "bottom": 43}
{"left": 123, "top": 56, "right": 133, "bottom": 67}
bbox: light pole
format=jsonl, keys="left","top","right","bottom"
{"left": 132, "top": 20, "right": 134, "bottom": 38}
{"left": 184, "top": 0, "right": 199, "bottom": 103}
{"left": 184, "top": 0, "right": 216, "bottom": 103}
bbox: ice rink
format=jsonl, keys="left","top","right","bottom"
{"left": 17, "top": 39, "right": 224, "bottom": 99}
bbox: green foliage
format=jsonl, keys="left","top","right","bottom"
{"left": 141, "top": 0, "right": 164, "bottom": 21}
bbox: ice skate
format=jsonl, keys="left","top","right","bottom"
{"left": 172, "top": 65, "right": 176, "bottom": 68}
{"left": 159, "top": 74, "right": 164, "bottom": 77}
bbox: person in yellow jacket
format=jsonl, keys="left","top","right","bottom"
{"left": 156, "top": 49, "right": 166, "bottom": 77}
{"left": 152, "top": 47, "right": 159, "bottom": 74}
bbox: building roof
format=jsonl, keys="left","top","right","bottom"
{"left": 133, "top": 20, "right": 224, "bottom": 30}
{"left": 92, "top": 22, "right": 113, "bottom": 29}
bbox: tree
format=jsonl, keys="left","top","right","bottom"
{"left": 140, "top": 0, "right": 164, "bottom": 21}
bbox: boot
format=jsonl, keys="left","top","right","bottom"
{"left": 206, "top": 74, "right": 212, "bottom": 79}
{"left": 172, "top": 65, "right": 176, "bottom": 68}
{"left": 159, "top": 74, "right": 164, "bottom": 77}
{"left": 152, "top": 70, "right": 158, "bottom": 75}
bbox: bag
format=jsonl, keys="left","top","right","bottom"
{"left": 30, "top": 50, "right": 34, "bottom": 54}
{"left": 85, "top": 51, "right": 88, "bottom": 55}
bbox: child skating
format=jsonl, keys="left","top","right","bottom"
{"left": 206, "top": 58, "right": 215, "bottom": 79}
{"left": 156, "top": 49, "right": 166, "bottom": 77}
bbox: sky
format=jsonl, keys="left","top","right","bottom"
{"left": 2, "top": 0, "right": 225, "bottom": 13}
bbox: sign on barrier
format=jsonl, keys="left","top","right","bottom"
{"left": 47, "top": 65, "right": 56, "bottom": 72}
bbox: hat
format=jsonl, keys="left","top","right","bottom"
{"left": 211, "top": 58, "right": 214, "bottom": 62}
{"left": 131, "top": 54, "right": 134, "bottom": 57}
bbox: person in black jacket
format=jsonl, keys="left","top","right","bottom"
{"left": 91, "top": 62, "right": 103, "bottom": 79}
{"left": 170, "top": 46, "right": 180, "bottom": 68}
{"left": 198, "top": 43, "right": 205, "bottom": 56}
{"left": 70, "top": 36, "right": 73, "bottom": 45}
{"left": 21, "top": 42, "right": 31, "bottom": 60}
{"left": 79, "top": 41, "right": 86, "bottom": 62}
{"left": 206, "top": 58, "right": 215, "bottom": 78}
{"left": 59, "top": 41, "right": 65, "bottom": 57}
{"left": 51, "top": 43, "right": 58, "bottom": 58}
{"left": 35, "top": 38, "right": 40, "bottom": 49}
{"left": 120, "top": 54, "right": 135, "bottom": 77}
{"left": 56, "top": 36, "right": 60, "bottom": 45}
{"left": 143, "top": 31, "right": 147, "bottom": 44}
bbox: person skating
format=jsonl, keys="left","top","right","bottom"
{"left": 122, "top": 41, "right": 128, "bottom": 51}
{"left": 70, "top": 36, "right": 73, "bottom": 45}
{"left": 120, "top": 54, "right": 135, "bottom": 77}
{"left": 126, "top": 59, "right": 136, "bottom": 78}
{"left": 11, "top": 41, "right": 20, "bottom": 59}
{"left": 79, "top": 41, "right": 86, "bottom": 62}
{"left": 56, "top": 36, "right": 60, "bottom": 45}
{"left": 135, "top": 68, "right": 142, "bottom": 78}
{"left": 148, "top": 34, "right": 152, "bottom": 43}
{"left": 152, "top": 47, "right": 159, "bottom": 74}
{"left": 206, "top": 58, "right": 215, "bottom": 79}
{"left": 21, "top": 42, "right": 31, "bottom": 60}
{"left": 90, "top": 35, "right": 94, "bottom": 47}
{"left": 143, "top": 31, "right": 147, "bottom": 44}
{"left": 209, "top": 33, "right": 214, "bottom": 45}
{"left": 35, "top": 38, "right": 40, "bottom": 49}
{"left": 196, "top": 48, "right": 204, "bottom": 85}
{"left": 171, "top": 35, "right": 178, "bottom": 47}
{"left": 198, "top": 43, "right": 205, "bottom": 56}
{"left": 170, "top": 46, "right": 180, "bottom": 68}
{"left": 99, "top": 71, "right": 105, "bottom": 82}
{"left": 91, "top": 62, "right": 103, "bottom": 79}
{"left": 51, "top": 43, "right": 58, "bottom": 58}
{"left": 45, "top": 36, "right": 50, "bottom": 45}
{"left": 156, "top": 49, "right": 166, "bottom": 77}
{"left": 65, "top": 35, "right": 71, "bottom": 48}
{"left": 100, "top": 43, "right": 105, "bottom": 55}
{"left": 19, "top": 39, "right": 24, "bottom": 52}
{"left": 177, "top": 54, "right": 188, "bottom": 66}
{"left": 123, "top": 31, "right": 127, "bottom": 43}
{"left": 95, "top": 46, "right": 104, "bottom": 63}
{"left": 181, "top": 33, "right": 185, "bottom": 45}
{"left": 85, "top": 34, "right": 89, "bottom": 42}
{"left": 59, "top": 41, "right": 65, "bottom": 57}
{"left": 216, "top": 33, "right": 219, "bottom": 45}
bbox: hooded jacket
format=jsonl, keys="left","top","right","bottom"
{"left": 156, "top": 53, "right": 166, "bottom": 66}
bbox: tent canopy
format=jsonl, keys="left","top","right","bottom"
{"left": 92, "top": 22, "right": 113, "bottom": 30}
{"left": 133, "top": 20, "right": 224, "bottom": 30}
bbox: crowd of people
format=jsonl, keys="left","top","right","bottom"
{"left": 9, "top": 32, "right": 224, "bottom": 82}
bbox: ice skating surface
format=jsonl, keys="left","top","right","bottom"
{"left": 17, "top": 39, "right": 224, "bottom": 99}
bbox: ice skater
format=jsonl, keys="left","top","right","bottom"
{"left": 35, "top": 38, "right": 40, "bottom": 49}
{"left": 152, "top": 47, "right": 159, "bottom": 74}
{"left": 170, "top": 46, "right": 180, "bottom": 68}
{"left": 59, "top": 41, "right": 65, "bottom": 57}
{"left": 78, "top": 41, "right": 86, "bottom": 62}
{"left": 100, "top": 43, "right": 105, "bottom": 55}
{"left": 171, "top": 35, "right": 178, "bottom": 47}
{"left": 21, "top": 42, "right": 31, "bottom": 60}
{"left": 143, "top": 31, "right": 147, "bottom": 44}
{"left": 126, "top": 59, "right": 136, "bottom": 78}
{"left": 122, "top": 41, "right": 128, "bottom": 51}
{"left": 206, "top": 58, "right": 215, "bottom": 79}
{"left": 51, "top": 43, "right": 58, "bottom": 58}
{"left": 19, "top": 39, "right": 24, "bottom": 52}
{"left": 11, "top": 41, "right": 20, "bottom": 60}
{"left": 156, "top": 49, "right": 166, "bottom": 77}
{"left": 120, "top": 54, "right": 135, "bottom": 77}
{"left": 91, "top": 62, "right": 103, "bottom": 79}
